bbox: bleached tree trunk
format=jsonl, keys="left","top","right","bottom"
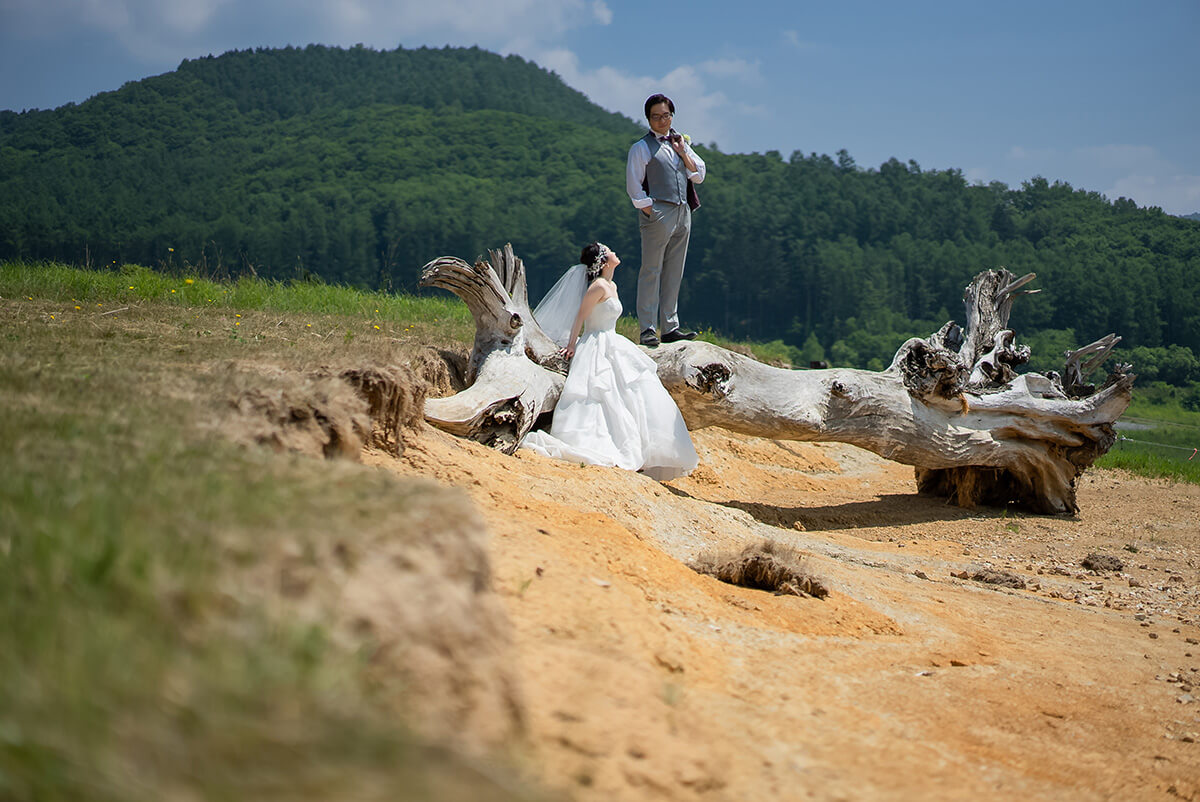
{"left": 419, "top": 245, "right": 563, "bottom": 453}
{"left": 420, "top": 246, "right": 1133, "bottom": 513}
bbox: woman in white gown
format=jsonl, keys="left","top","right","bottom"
{"left": 521, "top": 242, "right": 699, "bottom": 481}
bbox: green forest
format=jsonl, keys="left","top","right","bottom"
{"left": 2, "top": 44, "right": 1199, "bottom": 384}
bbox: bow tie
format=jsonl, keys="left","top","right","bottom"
{"left": 658, "top": 136, "right": 671, "bottom": 142}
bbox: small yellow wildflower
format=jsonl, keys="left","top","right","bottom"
{"left": 168, "top": 247, "right": 174, "bottom": 252}
{"left": 50, "top": 315, "right": 55, "bottom": 320}
{"left": 171, "top": 289, "right": 176, "bottom": 293}
{"left": 235, "top": 314, "right": 241, "bottom": 318}
{"left": 306, "top": 324, "right": 312, "bottom": 328}
{"left": 75, "top": 305, "right": 81, "bottom": 310}
{"left": 185, "top": 278, "right": 194, "bottom": 285}
{"left": 235, "top": 322, "right": 240, "bottom": 327}
{"left": 128, "top": 286, "right": 134, "bottom": 290}
{"left": 373, "top": 325, "right": 380, "bottom": 330}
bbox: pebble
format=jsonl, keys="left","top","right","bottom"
{"left": 1150, "top": 633, "right": 1160, "bottom": 639}
{"left": 1178, "top": 694, "right": 1195, "bottom": 704}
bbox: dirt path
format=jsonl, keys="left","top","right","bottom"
{"left": 368, "top": 425, "right": 1200, "bottom": 801}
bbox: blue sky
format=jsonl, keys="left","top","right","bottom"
{"left": 2, "top": 0, "right": 1197, "bottom": 214}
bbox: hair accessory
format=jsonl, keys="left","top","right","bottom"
{"left": 587, "top": 243, "right": 610, "bottom": 280}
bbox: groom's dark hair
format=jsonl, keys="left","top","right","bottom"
{"left": 644, "top": 93, "right": 675, "bottom": 118}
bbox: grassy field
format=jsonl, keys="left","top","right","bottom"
{"left": 0, "top": 262, "right": 539, "bottom": 801}
{"left": 1098, "top": 415, "right": 1200, "bottom": 483}
{"left": 1093, "top": 378, "right": 1200, "bottom": 483}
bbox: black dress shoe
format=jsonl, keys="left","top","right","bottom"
{"left": 639, "top": 328, "right": 660, "bottom": 347}
{"left": 661, "top": 328, "right": 698, "bottom": 343}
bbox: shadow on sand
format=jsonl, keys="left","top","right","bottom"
{"left": 663, "top": 484, "right": 1019, "bottom": 534}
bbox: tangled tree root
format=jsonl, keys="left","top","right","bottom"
{"left": 691, "top": 540, "right": 829, "bottom": 599}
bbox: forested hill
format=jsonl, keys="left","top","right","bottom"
{"left": 2, "top": 45, "right": 1199, "bottom": 383}
{"left": 171, "top": 45, "right": 637, "bottom": 133}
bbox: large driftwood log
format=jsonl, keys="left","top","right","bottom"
{"left": 420, "top": 245, "right": 1133, "bottom": 514}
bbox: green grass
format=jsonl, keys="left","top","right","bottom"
{"left": 1097, "top": 395, "right": 1200, "bottom": 484}
{"left": 1097, "top": 445, "right": 1200, "bottom": 483}
{"left": 5, "top": 259, "right": 817, "bottom": 369}
{"left": 1, "top": 260, "right": 474, "bottom": 342}
{"left": 0, "top": 261, "right": 538, "bottom": 801}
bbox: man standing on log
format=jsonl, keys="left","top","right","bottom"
{"left": 626, "top": 93, "right": 706, "bottom": 347}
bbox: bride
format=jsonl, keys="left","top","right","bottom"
{"left": 521, "top": 242, "right": 699, "bottom": 481}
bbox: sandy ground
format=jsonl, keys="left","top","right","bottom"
{"left": 366, "top": 424, "right": 1200, "bottom": 801}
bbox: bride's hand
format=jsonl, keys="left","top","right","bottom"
{"left": 562, "top": 345, "right": 575, "bottom": 359}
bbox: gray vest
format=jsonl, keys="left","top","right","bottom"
{"left": 641, "top": 131, "right": 690, "bottom": 205}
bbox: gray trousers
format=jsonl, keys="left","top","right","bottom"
{"left": 636, "top": 200, "right": 692, "bottom": 334}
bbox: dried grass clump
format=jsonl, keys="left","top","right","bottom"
{"left": 970, "top": 568, "right": 1027, "bottom": 589}
{"left": 338, "top": 364, "right": 427, "bottom": 455}
{"left": 692, "top": 540, "right": 829, "bottom": 599}
{"left": 222, "top": 361, "right": 432, "bottom": 459}
{"left": 1081, "top": 552, "right": 1124, "bottom": 572}
{"left": 224, "top": 369, "right": 371, "bottom": 460}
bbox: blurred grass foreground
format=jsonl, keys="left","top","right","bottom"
{"left": 0, "top": 261, "right": 542, "bottom": 801}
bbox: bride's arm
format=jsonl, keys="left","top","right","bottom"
{"left": 564, "top": 283, "right": 605, "bottom": 359}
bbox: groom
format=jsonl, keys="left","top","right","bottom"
{"left": 625, "top": 93, "right": 706, "bottom": 347}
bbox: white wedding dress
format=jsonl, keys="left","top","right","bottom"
{"left": 522, "top": 295, "right": 698, "bottom": 481}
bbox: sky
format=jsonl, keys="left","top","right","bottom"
{"left": 2, "top": 0, "right": 1198, "bottom": 215}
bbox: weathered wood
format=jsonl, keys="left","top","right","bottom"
{"left": 647, "top": 338, "right": 1131, "bottom": 513}
{"left": 420, "top": 247, "right": 1133, "bottom": 513}
{"left": 419, "top": 251, "right": 562, "bottom": 453}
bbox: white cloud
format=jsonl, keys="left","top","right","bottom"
{"left": 973, "top": 143, "right": 1200, "bottom": 214}
{"left": 591, "top": 0, "right": 612, "bottom": 26}
{"left": 699, "top": 58, "right": 761, "bottom": 83}
{"left": 4, "top": 0, "right": 606, "bottom": 60}
{"left": 964, "top": 167, "right": 991, "bottom": 184}
{"left": 1077, "top": 144, "right": 1161, "bottom": 171}
{"left": 782, "top": 29, "right": 817, "bottom": 50}
{"left": 313, "top": 0, "right": 600, "bottom": 40}
{"left": 533, "top": 47, "right": 745, "bottom": 148}
{"left": 1073, "top": 144, "right": 1200, "bottom": 214}
{"left": 1006, "top": 144, "right": 1058, "bottom": 163}
{"left": 76, "top": 0, "right": 231, "bottom": 36}
{"left": 1106, "top": 173, "right": 1200, "bottom": 215}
